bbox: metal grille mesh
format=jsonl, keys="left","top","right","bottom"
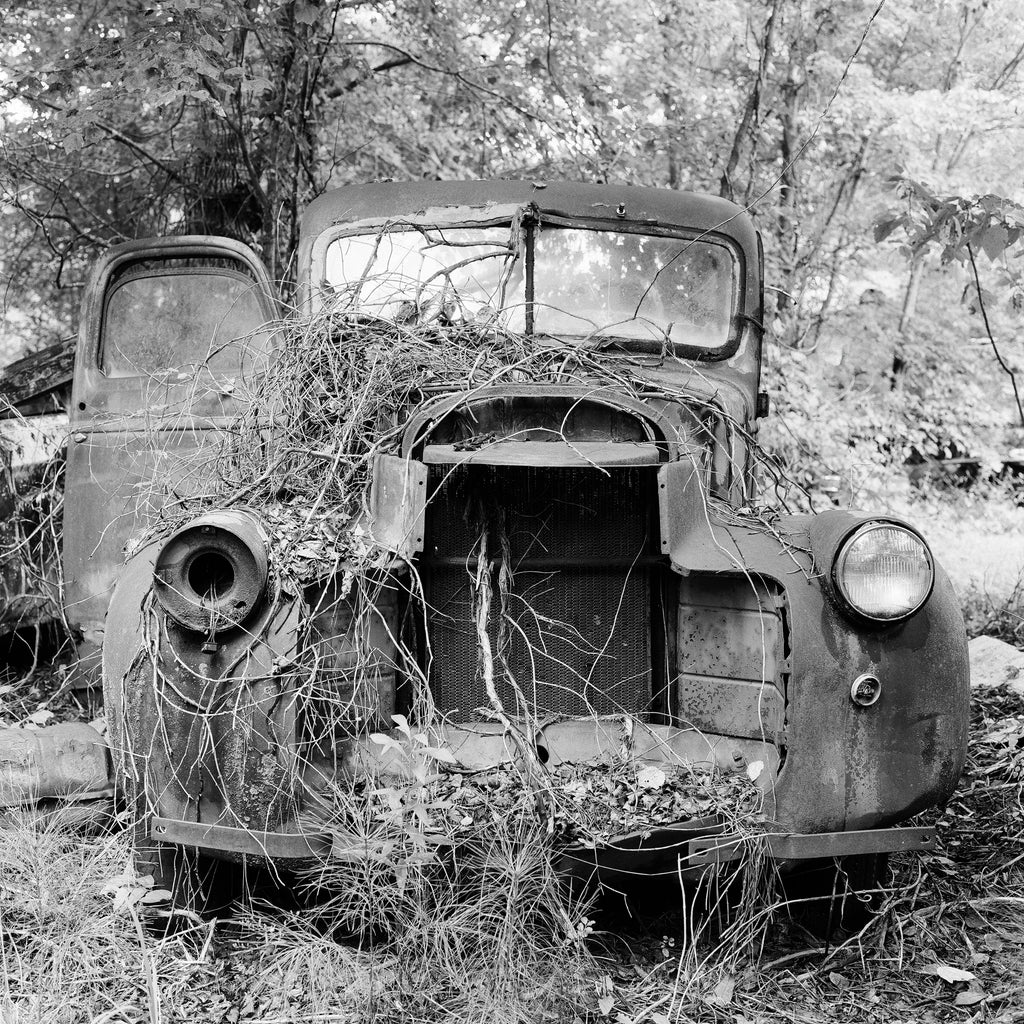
{"left": 424, "top": 466, "right": 652, "bottom": 718}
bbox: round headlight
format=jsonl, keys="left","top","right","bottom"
{"left": 153, "top": 511, "right": 269, "bottom": 634}
{"left": 833, "top": 522, "right": 933, "bottom": 622}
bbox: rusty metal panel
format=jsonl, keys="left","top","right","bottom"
{"left": 686, "top": 825, "right": 936, "bottom": 867}
{"left": 675, "top": 677, "right": 784, "bottom": 739}
{"left": 368, "top": 455, "right": 427, "bottom": 558}
{"left": 62, "top": 426, "right": 225, "bottom": 633}
{"left": 302, "top": 573, "right": 401, "bottom": 748}
{"left": 150, "top": 815, "right": 331, "bottom": 858}
{"left": 0, "top": 337, "right": 75, "bottom": 410}
{"left": 401, "top": 386, "right": 680, "bottom": 461}
{"left": 104, "top": 536, "right": 307, "bottom": 839}
{"left": 0, "top": 724, "right": 112, "bottom": 806}
{"left": 678, "top": 575, "right": 781, "bottom": 680}
{"left": 118, "top": 596, "right": 304, "bottom": 835}
{"left": 421, "top": 440, "right": 661, "bottom": 467}
{"left": 660, "top": 500, "right": 970, "bottom": 835}
{"left": 658, "top": 459, "right": 744, "bottom": 563}
{"left": 676, "top": 573, "right": 784, "bottom": 741}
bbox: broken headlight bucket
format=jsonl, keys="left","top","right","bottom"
{"left": 833, "top": 522, "right": 933, "bottom": 622}
{"left": 153, "top": 511, "right": 269, "bottom": 634}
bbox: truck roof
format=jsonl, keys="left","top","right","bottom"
{"left": 300, "top": 179, "right": 758, "bottom": 254}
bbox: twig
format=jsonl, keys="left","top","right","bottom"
{"left": 760, "top": 947, "right": 829, "bottom": 971}
{"left": 966, "top": 241, "right": 1024, "bottom": 429}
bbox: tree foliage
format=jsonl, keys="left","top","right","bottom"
{"left": 3, "top": 0, "right": 1024, "bottom": 480}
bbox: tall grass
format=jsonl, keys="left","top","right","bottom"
{"left": 0, "top": 805, "right": 216, "bottom": 1024}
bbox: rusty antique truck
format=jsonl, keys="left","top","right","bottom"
{"left": 18, "top": 180, "right": 970, "bottom": 913}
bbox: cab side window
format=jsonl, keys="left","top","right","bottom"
{"left": 100, "top": 258, "right": 270, "bottom": 378}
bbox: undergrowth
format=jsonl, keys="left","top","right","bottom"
{"left": 2, "top": 682, "right": 1022, "bottom": 1022}
{"left": 0, "top": 805, "right": 213, "bottom": 1024}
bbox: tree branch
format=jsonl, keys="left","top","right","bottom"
{"left": 25, "top": 96, "right": 187, "bottom": 185}
{"left": 719, "top": 0, "right": 781, "bottom": 201}
{"left": 967, "top": 241, "right": 1024, "bottom": 430}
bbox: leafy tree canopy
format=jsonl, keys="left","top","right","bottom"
{"left": 3, "top": 0, "right": 1024, "bottom": 488}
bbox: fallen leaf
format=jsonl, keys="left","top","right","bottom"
{"left": 598, "top": 994, "right": 614, "bottom": 1016}
{"left": 918, "top": 963, "right": 976, "bottom": 984}
{"left": 954, "top": 992, "right": 987, "bottom": 1006}
{"left": 636, "top": 765, "right": 666, "bottom": 790}
{"left": 746, "top": 760, "right": 764, "bottom": 781}
{"left": 708, "top": 975, "right": 735, "bottom": 1005}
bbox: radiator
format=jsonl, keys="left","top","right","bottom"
{"left": 423, "top": 465, "right": 653, "bottom": 719}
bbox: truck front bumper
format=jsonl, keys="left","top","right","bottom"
{"left": 685, "top": 825, "right": 935, "bottom": 866}
{"left": 147, "top": 814, "right": 935, "bottom": 878}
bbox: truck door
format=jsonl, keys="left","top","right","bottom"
{"left": 63, "top": 236, "right": 278, "bottom": 651}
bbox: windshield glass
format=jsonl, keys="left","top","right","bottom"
{"left": 533, "top": 230, "right": 734, "bottom": 348}
{"left": 102, "top": 269, "right": 269, "bottom": 377}
{"left": 325, "top": 227, "right": 525, "bottom": 330}
{"left": 323, "top": 225, "right": 737, "bottom": 353}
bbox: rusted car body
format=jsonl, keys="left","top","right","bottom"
{"left": 0, "top": 343, "right": 72, "bottom": 641}
{"left": 53, "top": 181, "right": 968, "bottom": 892}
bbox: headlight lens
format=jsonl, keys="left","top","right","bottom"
{"left": 153, "top": 511, "right": 269, "bottom": 633}
{"left": 833, "top": 522, "right": 933, "bottom": 621}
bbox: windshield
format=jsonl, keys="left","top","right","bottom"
{"left": 323, "top": 224, "right": 737, "bottom": 353}
{"left": 325, "top": 227, "right": 525, "bottom": 330}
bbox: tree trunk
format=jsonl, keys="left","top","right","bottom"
{"left": 898, "top": 257, "right": 925, "bottom": 334}
{"left": 718, "top": 0, "right": 781, "bottom": 201}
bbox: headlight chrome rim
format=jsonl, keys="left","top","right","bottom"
{"left": 832, "top": 520, "right": 934, "bottom": 623}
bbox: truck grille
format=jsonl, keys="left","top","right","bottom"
{"left": 422, "top": 465, "right": 654, "bottom": 719}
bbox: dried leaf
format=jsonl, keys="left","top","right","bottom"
{"left": 917, "top": 962, "right": 976, "bottom": 983}
{"left": 708, "top": 975, "right": 735, "bottom": 1005}
{"left": 954, "top": 992, "right": 987, "bottom": 1007}
{"left": 636, "top": 765, "right": 666, "bottom": 789}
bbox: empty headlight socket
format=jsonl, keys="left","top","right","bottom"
{"left": 153, "top": 510, "right": 269, "bottom": 634}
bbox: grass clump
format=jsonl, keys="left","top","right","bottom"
{"left": 0, "top": 805, "right": 216, "bottom": 1024}
{"left": 962, "top": 571, "right": 1024, "bottom": 646}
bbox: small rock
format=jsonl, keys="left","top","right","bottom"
{"left": 968, "top": 636, "right": 1024, "bottom": 696}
